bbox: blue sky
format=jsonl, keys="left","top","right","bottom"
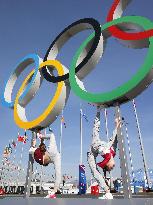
{"left": 0, "top": 0, "right": 153, "bottom": 182}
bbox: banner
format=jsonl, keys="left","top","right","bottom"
{"left": 61, "top": 116, "right": 66, "bottom": 128}
{"left": 79, "top": 164, "right": 86, "bottom": 194}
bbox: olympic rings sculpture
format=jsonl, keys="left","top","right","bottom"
{"left": 2, "top": 0, "right": 153, "bottom": 131}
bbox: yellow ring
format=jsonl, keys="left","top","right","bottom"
{"left": 14, "top": 60, "right": 64, "bottom": 130}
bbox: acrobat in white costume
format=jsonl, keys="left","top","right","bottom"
{"left": 87, "top": 108, "right": 118, "bottom": 199}
{"left": 29, "top": 131, "right": 61, "bottom": 193}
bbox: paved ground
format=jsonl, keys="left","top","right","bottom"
{"left": 0, "top": 197, "right": 153, "bottom": 205}
{"left": 1, "top": 192, "right": 153, "bottom": 199}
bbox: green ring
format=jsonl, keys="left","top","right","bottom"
{"left": 69, "top": 16, "right": 153, "bottom": 105}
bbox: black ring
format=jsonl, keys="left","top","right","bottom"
{"left": 42, "top": 18, "right": 102, "bottom": 83}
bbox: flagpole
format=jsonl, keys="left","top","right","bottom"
{"left": 80, "top": 108, "right": 83, "bottom": 165}
{"left": 104, "top": 109, "right": 109, "bottom": 142}
{"left": 40, "top": 165, "right": 44, "bottom": 194}
{"left": 60, "top": 110, "right": 63, "bottom": 156}
{"left": 132, "top": 99, "right": 150, "bottom": 189}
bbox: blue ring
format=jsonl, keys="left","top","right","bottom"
{"left": 2, "top": 53, "right": 40, "bottom": 108}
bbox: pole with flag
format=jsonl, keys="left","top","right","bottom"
{"left": 79, "top": 106, "right": 87, "bottom": 194}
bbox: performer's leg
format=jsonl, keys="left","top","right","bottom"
{"left": 87, "top": 151, "right": 109, "bottom": 192}
{"left": 53, "top": 152, "right": 61, "bottom": 192}
{"left": 92, "top": 108, "right": 101, "bottom": 145}
{"left": 47, "top": 132, "right": 58, "bottom": 155}
{"left": 111, "top": 135, "right": 118, "bottom": 153}
{"left": 108, "top": 117, "right": 121, "bottom": 151}
{"left": 108, "top": 128, "right": 118, "bottom": 152}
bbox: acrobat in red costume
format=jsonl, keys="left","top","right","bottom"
{"left": 29, "top": 130, "right": 61, "bottom": 198}
{"left": 87, "top": 107, "right": 120, "bottom": 199}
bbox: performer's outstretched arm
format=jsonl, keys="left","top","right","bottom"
{"left": 53, "top": 152, "right": 61, "bottom": 192}
{"left": 47, "top": 132, "right": 58, "bottom": 155}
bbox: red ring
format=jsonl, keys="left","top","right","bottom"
{"left": 107, "top": 0, "right": 153, "bottom": 40}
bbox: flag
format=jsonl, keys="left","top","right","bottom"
{"left": 4, "top": 145, "right": 12, "bottom": 154}
{"left": 8, "top": 144, "right": 12, "bottom": 153}
{"left": 88, "top": 102, "right": 96, "bottom": 107}
{"left": 3, "top": 148, "right": 9, "bottom": 155}
{"left": 79, "top": 164, "right": 86, "bottom": 194}
{"left": 61, "top": 116, "right": 66, "bottom": 128}
{"left": 24, "top": 130, "right": 28, "bottom": 142}
{"left": 3, "top": 147, "right": 10, "bottom": 158}
{"left": 82, "top": 113, "right": 88, "bottom": 122}
{"left": 17, "top": 132, "right": 27, "bottom": 144}
{"left": 12, "top": 140, "right": 17, "bottom": 148}
{"left": 49, "top": 127, "right": 53, "bottom": 132}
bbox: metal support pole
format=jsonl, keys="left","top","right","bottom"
{"left": 0, "top": 160, "right": 5, "bottom": 188}
{"left": 123, "top": 121, "right": 135, "bottom": 181}
{"left": 115, "top": 106, "right": 132, "bottom": 199}
{"left": 24, "top": 131, "right": 35, "bottom": 198}
{"left": 40, "top": 165, "right": 44, "bottom": 195}
{"left": 60, "top": 110, "right": 63, "bottom": 156}
{"left": 132, "top": 99, "right": 150, "bottom": 189}
{"left": 104, "top": 108, "right": 112, "bottom": 189}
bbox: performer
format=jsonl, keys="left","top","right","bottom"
{"left": 29, "top": 130, "right": 61, "bottom": 197}
{"left": 87, "top": 107, "right": 121, "bottom": 199}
